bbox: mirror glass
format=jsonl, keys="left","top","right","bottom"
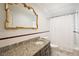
{"left": 5, "top": 3, "right": 38, "bottom": 29}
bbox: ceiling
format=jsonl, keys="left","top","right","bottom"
{"left": 30, "top": 3, "right": 79, "bottom": 19}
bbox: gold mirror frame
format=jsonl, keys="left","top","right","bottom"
{"left": 5, "top": 3, "right": 38, "bottom": 29}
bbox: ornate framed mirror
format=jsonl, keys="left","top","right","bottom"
{"left": 5, "top": 3, "right": 38, "bottom": 29}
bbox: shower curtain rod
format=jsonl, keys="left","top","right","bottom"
{"left": 49, "top": 11, "right": 79, "bottom": 19}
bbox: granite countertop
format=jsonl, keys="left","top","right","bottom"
{"left": 0, "top": 37, "right": 50, "bottom": 56}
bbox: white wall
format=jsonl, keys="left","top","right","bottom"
{"left": 0, "top": 3, "right": 49, "bottom": 48}
{"left": 30, "top": 3, "right": 79, "bottom": 18}
{"left": 49, "top": 14, "right": 74, "bottom": 49}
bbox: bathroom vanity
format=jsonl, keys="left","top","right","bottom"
{"left": 0, "top": 37, "right": 51, "bottom": 56}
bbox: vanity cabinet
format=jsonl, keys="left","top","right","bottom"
{"left": 0, "top": 37, "right": 51, "bottom": 56}
{"left": 34, "top": 42, "right": 51, "bottom": 56}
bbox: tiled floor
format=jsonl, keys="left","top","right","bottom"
{"left": 51, "top": 47, "right": 79, "bottom": 56}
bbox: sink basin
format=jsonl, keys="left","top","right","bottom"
{"left": 35, "top": 40, "right": 44, "bottom": 45}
